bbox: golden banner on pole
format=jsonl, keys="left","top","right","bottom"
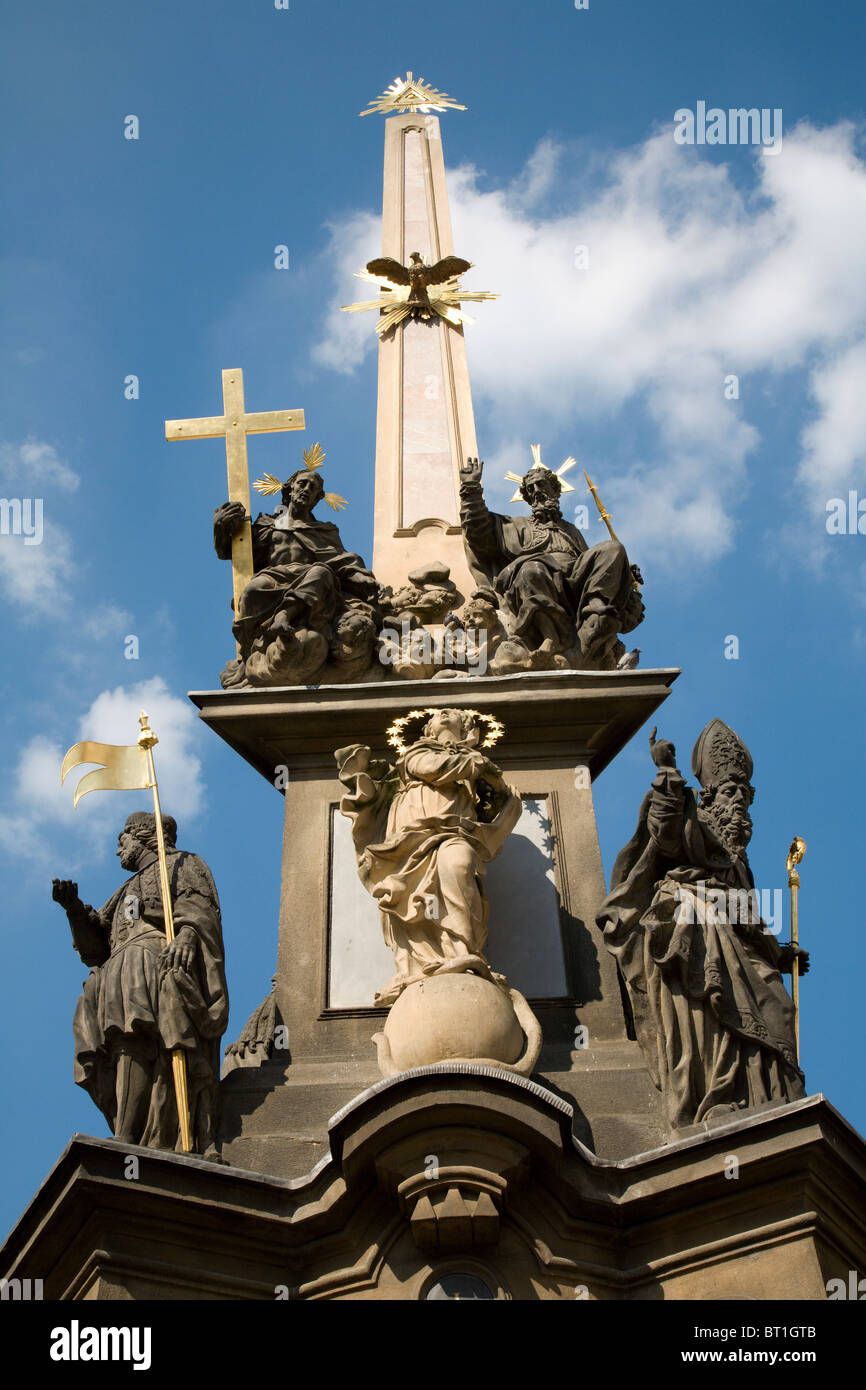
{"left": 60, "top": 740, "right": 150, "bottom": 807}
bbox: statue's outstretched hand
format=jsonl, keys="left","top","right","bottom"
{"left": 649, "top": 726, "right": 677, "bottom": 770}
{"left": 213, "top": 500, "right": 248, "bottom": 560}
{"left": 335, "top": 743, "right": 371, "bottom": 775}
{"left": 460, "top": 456, "right": 484, "bottom": 485}
{"left": 52, "top": 878, "right": 81, "bottom": 912}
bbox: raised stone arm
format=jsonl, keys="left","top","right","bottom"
{"left": 459, "top": 456, "right": 500, "bottom": 561}
{"left": 51, "top": 878, "right": 109, "bottom": 967}
{"left": 649, "top": 726, "right": 677, "bottom": 770}
{"left": 644, "top": 728, "right": 687, "bottom": 856}
{"left": 460, "top": 456, "right": 484, "bottom": 487}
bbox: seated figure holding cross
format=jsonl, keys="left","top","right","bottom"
{"left": 214, "top": 467, "right": 383, "bottom": 688}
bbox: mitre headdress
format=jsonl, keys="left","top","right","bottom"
{"left": 691, "top": 718, "right": 753, "bottom": 788}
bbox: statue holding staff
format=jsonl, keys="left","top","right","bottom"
{"left": 53, "top": 715, "right": 228, "bottom": 1155}
{"left": 597, "top": 718, "right": 809, "bottom": 1130}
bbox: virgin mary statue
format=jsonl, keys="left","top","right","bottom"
{"left": 335, "top": 708, "right": 521, "bottom": 1006}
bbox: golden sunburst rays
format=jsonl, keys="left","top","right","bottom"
{"left": 385, "top": 708, "right": 505, "bottom": 757}
{"left": 252, "top": 472, "right": 282, "bottom": 496}
{"left": 341, "top": 263, "right": 497, "bottom": 337}
{"left": 253, "top": 442, "right": 348, "bottom": 513}
{"left": 359, "top": 72, "right": 467, "bottom": 118}
{"left": 504, "top": 444, "right": 578, "bottom": 503}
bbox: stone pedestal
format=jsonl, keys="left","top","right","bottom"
{"left": 4, "top": 1088, "right": 864, "bottom": 1300}
{"left": 188, "top": 667, "right": 679, "bottom": 1174}
{"left": 374, "top": 975, "right": 542, "bottom": 1077}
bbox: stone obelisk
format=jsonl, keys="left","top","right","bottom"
{"left": 365, "top": 81, "right": 481, "bottom": 601}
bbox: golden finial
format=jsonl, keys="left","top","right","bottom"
{"left": 359, "top": 72, "right": 467, "bottom": 118}
{"left": 137, "top": 709, "right": 158, "bottom": 749}
{"left": 786, "top": 837, "right": 806, "bottom": 875}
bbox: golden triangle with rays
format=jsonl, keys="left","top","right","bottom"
{"left": 359, "top": 71, "right": 467, "bottom": 118}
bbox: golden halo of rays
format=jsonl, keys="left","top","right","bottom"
{"left": 505, "top": 444, "right": 578, "bottom": 503}
{"left": 359, "top": 72, "right": 467, "bottom": 118}
{"left": 253, "top": 442, "right": 348, "bottom": 513}
{"left": 385, "top": 707, "right": 505, "bottom": 757}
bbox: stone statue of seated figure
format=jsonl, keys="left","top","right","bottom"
{"left": 459, "top": 456, "right": 644, "bottom": 670}
{"left": 214, "top": 467, "right": 382, "bottom": 688}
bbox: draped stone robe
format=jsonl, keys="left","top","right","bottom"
{"left": 459, "top": 476, "right": 635, "bottom": 650}
{"left": 69, "top": 848, "right": 229, "bottom": 1151}
{"left": 232, "top": 511, "right": 380, "bottom": 657}
{"left": 337, "top": 740, "right": 521, "bottom": 1006}
{"left": 597, "top": 767, "right": 805, "bottom": 1129}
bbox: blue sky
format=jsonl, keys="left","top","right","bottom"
{"left": 2, "top": 0, "right": 865, "bottom": 1237}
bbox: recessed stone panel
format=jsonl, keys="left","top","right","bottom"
{"left": 327, "top": 797, "right": 566, "bottom": 1009}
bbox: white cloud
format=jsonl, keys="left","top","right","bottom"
{"left": 0, "top": 438, "right": 80, "bottom": 492}
{"left": 312, "top": 121, "right": 866, "bottom": 569}
{"left": 0, "top": 518, "right": 78, "bottom": 613}
{"left": 0, "top": 439, "right": 82, "bottom": 614}
{"left": 78, "top": 678, "right": 204, "bottom": 819}
{"left": 798, "top": 341, "right": 866, "bottom": 503}
{"left": 0, "top": 677, "right": 206, "bottom": 870}
{"left": 82, "top": 603, "right": 135, "bottom": 641}
{"left": 310, "top": 210, "right": 386, "bottom": 374}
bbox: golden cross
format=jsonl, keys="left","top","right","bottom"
{"left": 165, "top": 368, "right": 305, "bottom": 632}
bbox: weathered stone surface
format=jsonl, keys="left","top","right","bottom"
{"left": 375, "top": 974, "right": 541, "bottom": 1075}
{"left": 598, "top": 719, "right": 808, "bottom": 1133}
{"left": 187, "top": 671, "right": 679, "bottom": 1173}
{"left": 3, "top": 1085, "right": 864, "bottom": 1300}
{"left": 335, "top": 709, "right": 521, "bottom": 1002}
{"left": 214, "top": 467, "right": 382, "bottom": 690}
{"left": 336, "top": 706, "right": 544, "bottom": 1076}
{"left": 51, "top": 812, "right": 227, "bottom": 1157}
{"left": 459, "top": 457, "right": 644, "bottom": 672}
{"left": 408, "top": 560, "right": 451, "bottom": 587}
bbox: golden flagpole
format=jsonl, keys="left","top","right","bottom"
{"left": 137, "top": 711, "right": 192, "bottom": 1153}
{"left": 786, "top": 836, "right": 806, "bottom": 1064}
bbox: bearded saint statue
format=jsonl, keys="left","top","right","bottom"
{"left": 335, "top": 708, "right": 521, "bottom": 1007}
{"left": 459, "top": 456, "right": 644, "bottom": 669}
{"left": 52, "top": 812, "right": 228, "bottom": 1155}
{"left": 214, "top": 465, "right": 382, "bottom": 688}
{"left": 597, "top": 719, "right": 809, "bottom": 1131}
